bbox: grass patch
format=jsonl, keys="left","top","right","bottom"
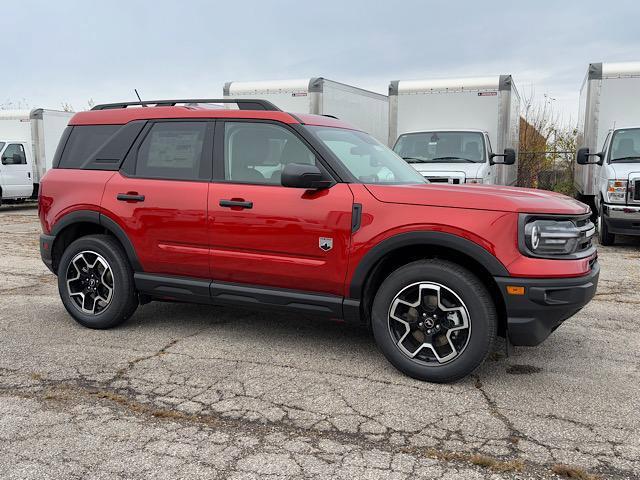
{"left": 551, "top": 464, "right": 601, "bottom": 480}
{"left": 90, "top": 389, "right": 217, "bottom": 426}
{"left": 415, "top": 448, "right": 525, "bottom": 473}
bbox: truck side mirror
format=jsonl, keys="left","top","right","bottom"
{"left": 281, "top": 163, "right": 332, "bottom": 189}
{"left": 576, "top": 147, "right": 604, "bottom": 166}
{"left": 12, "top": 153, "right": 22, "bottom": 164}
{"left": 489, "top": 148, "right": 516, "bottom": 165}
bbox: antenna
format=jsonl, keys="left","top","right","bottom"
{"left": 134, "top": 89, "right": 147, "bottom": 107}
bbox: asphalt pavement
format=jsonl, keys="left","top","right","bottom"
{"left": 0, "top": 206, "right": 638, "bottom": 479}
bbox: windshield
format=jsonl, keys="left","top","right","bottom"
{"left": 393, "top": 131, "right": 486, "bottom": 163}
{"left": 307, "top": 126, "right": 427, "bottom": 185}
{"left": 0, "top": 142, "right": 5, "bottom": 153}
{"left": 610, "top": 128, "right": 640, "bottom": 162}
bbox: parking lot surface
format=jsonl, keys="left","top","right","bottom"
{"left": 0, "top": 206, "right": 638, "bottom": 480}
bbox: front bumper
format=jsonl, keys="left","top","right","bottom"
{"left": 602, "top": 203, "right": 640, "bottom": 235}
{"left": 494, "top": 261, "right": 600, "bottom": 346}
{"left": 40, "top": 233, "right": 55, "bottom": 273}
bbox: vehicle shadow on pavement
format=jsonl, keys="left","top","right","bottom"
{"left": 117, "top": 300, "right": 509, "bottom": 383}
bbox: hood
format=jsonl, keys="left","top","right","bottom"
{"left": 410, "top": 162, "right": 483, "bottom": 180}
{"left": 365, "top": 183, "right": 589, "bottom": 215}
{"left": 607, "top": 163, "right": 640, "bottom": 180}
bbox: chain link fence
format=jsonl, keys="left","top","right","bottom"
{"left": 518, "top": 150, "right": 576, "bottom": 196}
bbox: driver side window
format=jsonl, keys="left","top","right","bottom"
{"left": 224, "top": 122, "right": 316, "bottom": 185}
{"left": 1, "top": 144, "right": 27, "bottom": 165}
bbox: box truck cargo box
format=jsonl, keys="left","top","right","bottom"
{"left": 223, "top": 78, "right": 389, "bottom": 143}
{"left": 575, "top": 62, "right": 640, "bottom": 245}
{"left": 389, "top": 75, "right": 520, "bottom": 186}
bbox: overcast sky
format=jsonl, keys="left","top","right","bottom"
{"left": 3, "top": 0, "right": 639, "bottom": 126}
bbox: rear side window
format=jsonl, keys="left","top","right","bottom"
{"left": 135, "top": 122, "right": 207, "bottom": 180}
{"left": 58, "top": 125, "right": 119, "bottom": 169}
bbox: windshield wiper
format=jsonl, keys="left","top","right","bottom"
{"left": 611, "top": 156, "right": 640, "bottom": 162}
{"left": 402, "top": 156, "right": 430, "bottom": 163}
{"left": 431, "top": 156, "right": 478, "bottom": 163}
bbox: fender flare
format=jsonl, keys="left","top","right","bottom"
{"left": 348, "top": 231, "right": 509, "bottom": 299}
{"left": 50, "top": 209, "right": 143, "bottom": 271}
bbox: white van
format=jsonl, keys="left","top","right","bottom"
{"left": 575, "top": 62, "right": 640, "bottom": 245}
{"left": 0, "top": 109, "right": 73, "bottom": 203}
{"left": 389, "top": 76, "right": 520, "bottom": 185}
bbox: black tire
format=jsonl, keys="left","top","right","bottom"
{"left": 597, "top": 208, "right": 615, "bottom": 246}
{"left": 57, "top": 234, "right": 138, "bottom": 329}
{"left": 371, "top": 259, "right": 496, "bottom": 383}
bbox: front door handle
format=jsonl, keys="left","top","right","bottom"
{"left": 219, "top": 199, "right": 253, "bottom": 209}
{"left": 117, "top": 193, "right": 145, "bottom": 202}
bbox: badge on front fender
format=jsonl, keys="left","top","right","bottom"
{"left": 319, "top": 237, "right": 333, "bottom": 252}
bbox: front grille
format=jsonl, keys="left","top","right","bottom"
{"left": 425, "top": 177, "right": 461, "bottom": 184}
{"left": 575, "top": 214, "right": 596, "bottom": 253}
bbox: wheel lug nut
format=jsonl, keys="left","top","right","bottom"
{"left": 427, "top": 329, "right": 432, "bottom": 334}
{"left": 418, "top": 322, "right": 423, "bottom": 327}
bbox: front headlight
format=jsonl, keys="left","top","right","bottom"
{"left": 466, "top": 178, "right": 483, "bottom": 184}
{"left": 520, "top": 215, "right": 596, "bottom": 258}
{"left": 606, "top": 179, "right": 627, "bottom": 204}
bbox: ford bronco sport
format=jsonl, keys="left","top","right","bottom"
{"left": 38, "top": 99, "right": 599, "bottom": 383}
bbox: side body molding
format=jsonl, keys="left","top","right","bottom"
{"left": 349, "top": 231, "right": 510, "bottom": 299}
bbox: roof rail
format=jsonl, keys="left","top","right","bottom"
{"left": 91, "top": 99, "right": 281, "bottom": 111}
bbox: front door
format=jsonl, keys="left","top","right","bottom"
{"left": 208, "top": 120, "right": 354, "bottom": 296}
{"left": 101, "top": 121, "right": 212, "bottom": 278}
{"left": 0, "top": 143, "right": 32, "bottom": 197}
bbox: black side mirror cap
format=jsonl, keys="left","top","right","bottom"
{"left": 489, "top": 148, "right": 516, "bottom": 165}
{"left": 281, "top": 163, "right": 332, "bottom": 189}
{"left": 576, "top": 147, "right": 604, "bottom": 166}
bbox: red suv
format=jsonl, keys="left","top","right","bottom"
{"left": 38, "top": 99, "right": 599, "bottom": 382}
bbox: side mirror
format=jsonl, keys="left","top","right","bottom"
{"left": 576, "top": 147, "right": 604, "bottom": 166}
{"left": 281, "top": 163, "right": 331, "bottom": 189}
{"left": 490, "top": 148, "right": 516, "bottom": 165}
{"left": 12, "top": 153, "right": 22, "bottom": 164}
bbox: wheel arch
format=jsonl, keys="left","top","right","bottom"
{"left": 348, "top": 231, "right": 509, "bottom": 336}
{"left": 50, "top": 210, "right": 142, "bottom": 273}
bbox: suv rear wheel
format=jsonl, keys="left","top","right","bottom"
{"left": 371, "top": 259, "right": 496, "bottom": 383}
{"left": 58, "top": 235, "right": 138, "bottom": 329}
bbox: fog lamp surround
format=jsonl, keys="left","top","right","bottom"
{"left": 519, "top": 213, "right": 596, "bottom": 259}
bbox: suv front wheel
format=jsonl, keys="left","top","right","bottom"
{"left": 58, "top": 235, "right": 138, "bottom": 329}
{"left": 371, "top": 260, "right": 496, "bottom": 383}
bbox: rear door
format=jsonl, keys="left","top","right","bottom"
{"left": 102, "top": 121, "right": 212, "bottom": 278}
{"left": 0, "top": 142, "right": 33, "bottom": 197}
{"left": 208, "top": 120, "right": 354, "bottom": 296}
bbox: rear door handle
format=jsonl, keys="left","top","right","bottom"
{"left": 117, "top": 193, "right": 145, "bottom": 202}
{"left": 219, "top": 199, "right": 253, "bottom": 209}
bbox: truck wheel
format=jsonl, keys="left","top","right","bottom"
{"left": 597, "top": 208, "right": 615, "bottom": 246}
{"left": 371, "top": 260, "right": 496, "bottom": 383}
{"left": 57, "top": 235, "right": 138, "bottom": 329}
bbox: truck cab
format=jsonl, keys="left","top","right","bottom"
{"left": 577, "top": 126, "right": 640, "bottom": 245}
{"left": 0, "top": 140, "right": 34, "bottom": 202}
{"left": 392, "top": 129, "right": 515, "bottom": 184}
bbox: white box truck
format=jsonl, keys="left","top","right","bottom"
{"left": 389, "top": 75, "right": 520, "bottom": 186}
{"left": 223, "top": 78, "right": 389, "bottom": 144}
{"left": 575, "top": 61, "right": 640, "bottom": 245}
{"left": 0, "top": 109, "right": 73, "bottom": 203}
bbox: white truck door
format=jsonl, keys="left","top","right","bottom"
{"left": 0, "top": 142, "right": 33, "bottom": 198}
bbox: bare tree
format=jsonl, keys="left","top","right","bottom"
{"left": 518, "top": 89, "right": 577, "bottom": 194}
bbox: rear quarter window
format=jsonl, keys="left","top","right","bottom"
{"left": 57, "top": 125, "right": 120, "bottom": 169}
